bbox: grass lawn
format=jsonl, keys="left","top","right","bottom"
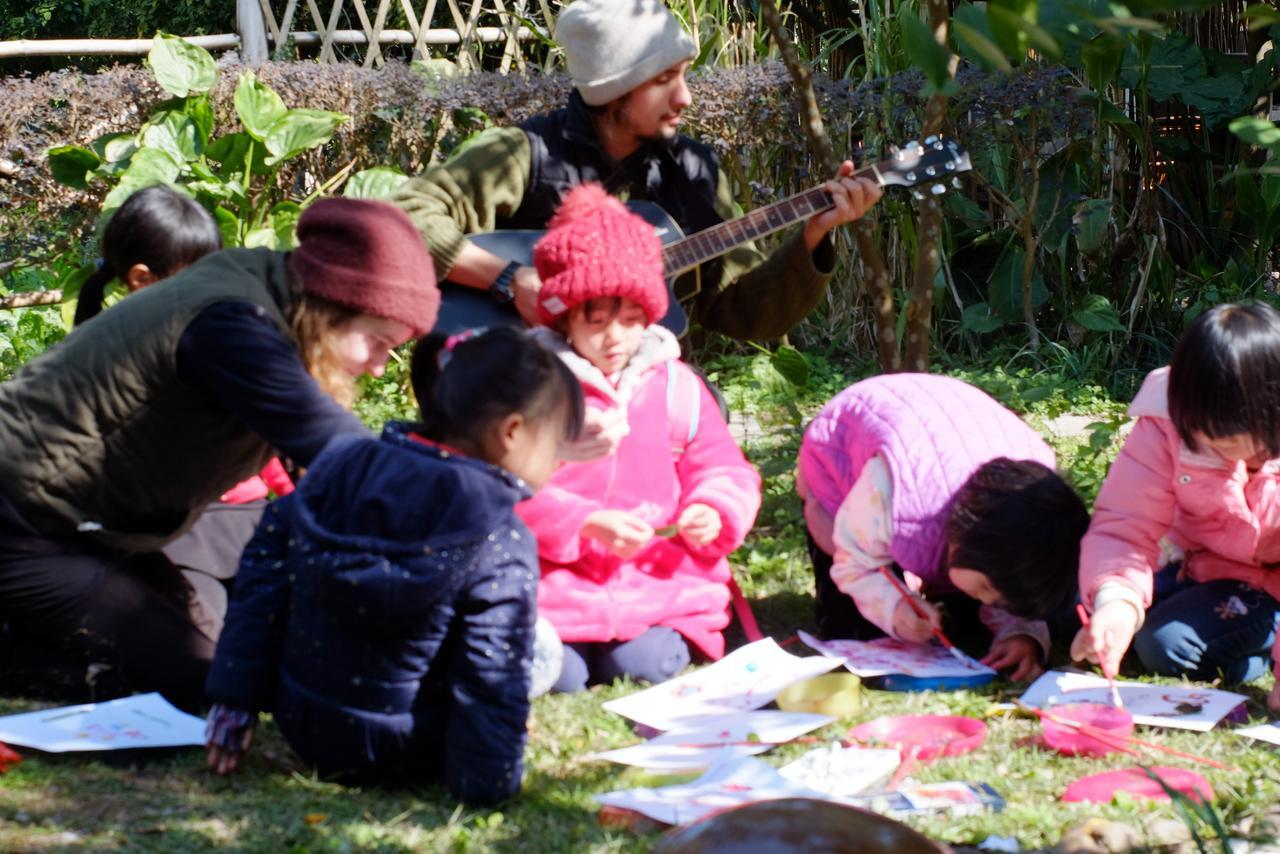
{"left": 2, "top": 352, "right": 1279, "bottom": 852}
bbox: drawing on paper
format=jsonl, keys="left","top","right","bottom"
{"left": 799, "top": 631, "right": 994, "bottom": 678}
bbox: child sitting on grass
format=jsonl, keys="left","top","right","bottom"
{"left": 798, "top": 373, "right": 1091, "bottom": 680}
{"left": 517, "top": 184, "right": 762, "bottom": 693}
{"left": 204, "top": 327, "right": 583, "bottom": 803}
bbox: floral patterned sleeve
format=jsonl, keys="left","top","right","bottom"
{"left": 829, "top": 455, "right": 905, "bottom": 637}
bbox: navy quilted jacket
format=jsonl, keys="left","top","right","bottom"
{"left": 205, "top": 422, "right": 537, "bottom": 803}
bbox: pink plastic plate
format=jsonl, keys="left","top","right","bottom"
{"left": 1041, "top": 703, "right": 1135, "bottom": 758}
{"left": 1062, "top": 766, "right": 1214, "bottom": 804}
{"left": 847, "top": 714, "right": 986, "bottom": 762}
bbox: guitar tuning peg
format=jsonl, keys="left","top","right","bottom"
{"left": 904, "top": 139, "right": 919, "bottom": 151}
{"left": 933, "top": 140, "right": 945, "bottom": 151}
{"left": 952, "top": 177, "right": 963, "bottom": 189}
{"left": 912, "top": 189, "right": 925, "bottom": 201}
{"left": 930, "top": 183, "right": 946, "bottom": 196}
{"left": 924, "top": 135, "right": 938, "bottom": 145}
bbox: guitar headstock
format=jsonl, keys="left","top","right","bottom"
{"left": 875, "top": 136, "right": 972, "bottom": 200}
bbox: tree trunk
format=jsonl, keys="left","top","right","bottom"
{"left": 758, "top": 0, "right": 898, "bottom": 369}
{"left": 902, "top": 0, "right": 956, "bottom": 371}
{"left": 0, "top": 290, "right": 61, "bottom": 310}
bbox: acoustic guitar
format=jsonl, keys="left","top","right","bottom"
{"left": 432, "top": 135, "right": 972, "bottom": 335}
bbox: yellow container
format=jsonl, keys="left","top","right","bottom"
{"left": 775, "top": 673, "right": 861, "bottom": 717}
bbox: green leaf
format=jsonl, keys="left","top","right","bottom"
{"left": 100, "top": 148, "right": 182, "bottom": 219}
{"left": 1082, "top": 32, "right": 1126, "bottom": 92}
{"left": 1073, "top": 198, "right": 1112, "bottom": 254}
{"left": 183, "top": 95, "right": 215, "bottom": 149}
{"left": 899, "top": 11, "right": 954, "bottom": 93}
{"left": 1230, "top": 116, "right": 1280, "bottom": 151}
{"left": 263, "top": 109, "right": 347, "bottom": 166}
{"left": 344, "top": 167, "right": 408, "bottom": 200}
{"left": 1245, "top": 3, "right": 1280, "bottom": 29}
{"left": 212, "top": 206, "right": 241, "bottom": 246}
{"left": 206, "top": 131, "right": 271, "bottom": 176}
{"left": 988, "top": 246, "right": 1048, "bottom": 323}
{"left": 770, "top": 345, "right": 809, "bottom": 388}
{"left": 953, "top": 20, "right": 1013, "bottom": 72}
{"left": 1072, "top": 88, "right": 1141, "bottom": 143}
{"left": 1118, "top": 34, "right": 1205, "bottom": 101}
{"left": 90, "top": 132, "right": 138, "bottom": 165}
{"left": 147, "top": 32, "right": 217, "bottom": 97}
{"left": 234, "top": 71, "right": 288, "bottom": 141}
{"left": 47, "top": 144, "right": 100, "bottom": 189}
{"left": 141, "top": 110, "right": 203, "bottom": 163}
{"left": 1071, "top": 294, "right": 1126, "bottom": 333}
{"left": 242, "top": 226, "right": 279, "bottom": 249}
{"left": 269, "top": 201, "right": 302, "bottom": 248}
{"left": 987, "top": 4, "right": 1061, "bottom": 60}
{"left": 961, "top": 302, "right": 1005, "bottom": 334}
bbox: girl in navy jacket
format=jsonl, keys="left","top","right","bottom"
{"left": 204, "top": 328, "right": 583, "bottom": 803}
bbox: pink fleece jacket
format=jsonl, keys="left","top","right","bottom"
{"left": 1080, "top": 366, "right": 1280, "bottom": 670}
{"left": 517, "top": 327, "right": 762, "bottom": 659}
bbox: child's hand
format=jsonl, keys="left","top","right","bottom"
{"left": 982, "top": 634, "right": 1043, "bottom": 681}
{"left": 677, "top": 503, "right": 723, "bottom": 548}
{"left": 583, "top": 510, "right": 654, "bottom": 558}
{"left": 205, "top": 704, "right": 256, "bottom": 776}
{"left": 1069, "top": 600, "right": 1140, "bottom": 678}
{"left": 1269, "top": 679, "right": 1280, "bottom": 715}
{"left": 558, "top": 407, "right": 629, "bottom": 462}
{"left": 891, "top": 596, "right": 941, "bottom": 644}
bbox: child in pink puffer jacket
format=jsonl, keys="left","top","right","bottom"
{"left": 516, "top": 184, "right": 762, "bottom": 692}
{"left": 1075, "top": 302, "right": 1280, "bottom": 712}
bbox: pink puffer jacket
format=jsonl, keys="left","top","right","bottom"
{"left": 1080, "top": 367, "right": 1280, "bottom": 668}
{"left": 517, "top": 327, "right": 761, "bottom": 659}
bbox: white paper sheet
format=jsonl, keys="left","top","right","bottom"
{"left": 589, "top": 711, "right": 834, "bottom": 769}
{"left": 799, "top": 630, "right": 995, "bottom": 678}
{"left": 0, "top": 693, "right": 206, "bottom": 752}
{"left": 778, "top": 745, "right": 901, "bottom": 795}
{"left": 1235, "top": 721, "right": 1280, "bottom": 746}
{"left": 602, "top": 638, "right": 843, "bottom": 730}
{"left": 1018, "top": 670, "right": 1246, "bottom": 732}
{"left": 595, "top": 754, "right": 837, "bottom": 826}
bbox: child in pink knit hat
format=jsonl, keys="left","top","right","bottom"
{"left": 518, "top": 184, "right": 762, "bottom": 692}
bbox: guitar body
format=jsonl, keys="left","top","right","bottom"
{"left": 432, "top": 201, "right": 690, "bottom": 336}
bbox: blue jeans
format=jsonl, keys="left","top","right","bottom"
{"left": 1133, "top": 563, "right": 1280, "bottom": 683}
{"left": 552, "top": 626, "right": 690, "bottom": 693}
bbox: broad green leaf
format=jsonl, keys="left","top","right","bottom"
{"left": 263, "top": 109, "right": 347, "bottom": 166}
{"left": 91, "top": 132, "right": 138, "bottom": 164}
{"left": 234, "top": 71, "right": 288, "bottom": 141}
{"left": 986, "top": 0, "right": 1037, "bottom": 60}
{"left": 142, "top": 110, "right": 203, "bottom": 163}
{"left": 1082, "top": 32, "right": 1126, "bottom": 92}
{"left": 1230, "top": 116, "right": 1280, "bottom": 151}
{"left": 1245, "top": 3, "right": 1280, "bottom": 29}
{"left": 213, "top": 206, "right": 241, "bottom": 246}
{"left": 961, "top": 302, "right": 1005, "bottom": 334}
{"left": 953, "top": 21, "right": 1012, "bottom": 72}
{"left": 1073, "top": 198, "right": 1112, "bottom": 254}
{"left": 1118, "top": 34, "right": 1205, "bottom": 101}
{"left": 987, "top": 4, "right": 1061, "bottom": 60}
{"left": 770, "top": 345, "right": 809, "bottom": 388}
{"left": 147, "top": 32, "right": 217, "bottom": 97}
{"left": 988, "top": 246, "right": 1048, "bottom": 323}
{"left": 120, "top": 147, "right": 181, "bottom": 186}
{"left": 242, "top": 226, "right": 279, "bottom": 249}
{"left": 269, "top": 201, "right": 302, "bottom": 248}
{"left": 206, "top": 131, "right": 271, "bottom": 176}
{"left": 1071, "top": 294, "right": 1126, "bottom": 333}
{"left": 344, "top": 167, "right": 409, "bottom": 200}
{"left": 183, "top": 95, "right": 215, "bottom": 149}
{"left": 1072, "top": 88, "right": 1141, "bottom": 143}
{"left": 900, "top": 11, "right": 955, "bottom": 94}
{"left": 47, "top": 144, "right": 100, "bottom": 189}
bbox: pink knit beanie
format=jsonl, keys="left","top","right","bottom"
{"left": 289, "top": 198, "right": 440, "bottom": 335}
{"left": 532, "top": 184, "right": 667, "bottom": 326}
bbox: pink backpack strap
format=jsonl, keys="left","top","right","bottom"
{"left": 665, "top": 361, "right": 763, "bottom": 643}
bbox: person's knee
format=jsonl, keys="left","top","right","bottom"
{"left": 1134, "top": 620, "right": 1204, "bottom": 677}
{"left": 551, "top": 644, "right": 590, "bottom": 694}
{"left": 605, "top": 627, "right": 690, "bottom": 685}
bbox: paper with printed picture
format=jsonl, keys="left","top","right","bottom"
{"left": 601, "top": 638, "right": 843, "bottom": 730}
{"left": 589, "top": 710, "right": 834, "bottom": 769}
{"left": 0, "top": 693, "right": 206, "bottom": 752}
{"left": 1235, "top": 721, "right": 1280, "bottom": 746}
{"left": 595, "top": 754, "right": 837, "bottom": 826}
{"left": 1019, "top": 670, "right": 1246, "bottom": 732}
{"left": 799, "top": 630, "right": 995, "bottom": 678}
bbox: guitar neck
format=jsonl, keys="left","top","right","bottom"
{"left": 662, "top": 163, "right": 882, "bottom": 277}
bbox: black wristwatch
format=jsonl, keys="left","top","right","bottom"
{"left": 488, "top": 260, "right": 521, "bottom": 303}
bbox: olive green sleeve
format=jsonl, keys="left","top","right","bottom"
{"left": 690, "top": 168, "right": 836, "bottom": 341}
{"left": 392, "top": 127, "right": 533, "bottom": 278}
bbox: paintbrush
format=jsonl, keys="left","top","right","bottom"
{"left": 878, "top": 566, "right": 974, "bottom": 667}
{"left": 1076, "top": 604, "right": 1124, "bottom": 709}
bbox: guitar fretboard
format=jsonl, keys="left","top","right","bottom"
{"left": 661, "top": 168, "right": 877, "bottom": 277}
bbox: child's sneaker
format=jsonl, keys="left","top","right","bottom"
{"left": 529, "top": 617, "right": 564, "bottom": 699}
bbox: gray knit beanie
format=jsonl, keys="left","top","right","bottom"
{"left": 556, "top": 0, "right": 697, "bottom": 106}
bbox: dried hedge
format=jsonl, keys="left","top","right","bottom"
{"left": 0, "top": 58, "right": 1079, "bottom": 270}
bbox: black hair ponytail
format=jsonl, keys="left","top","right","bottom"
{"left": 411, "top": 327, "right": 584, "bottom": 443}
{"left": 73, "top": 185, "right": 223, "bottom": 326}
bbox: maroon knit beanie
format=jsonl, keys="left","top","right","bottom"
{"left": 532, "top": 184, "right": 667, "bottom": 326}
{"left": 289, "top": 198, "right": 439, "bottom": 335}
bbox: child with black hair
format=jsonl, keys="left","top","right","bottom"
{"left": 1075, "top": 302, "right": 1280, "bottom": 713}
{"left": 798, "top": 373, "right": 1090, "bottom": 681}
{"left": 73, "top": 184, "right": 224, "bottom": 326}
{"left": 204, "top": 327, "right": 583, "bottom": 803}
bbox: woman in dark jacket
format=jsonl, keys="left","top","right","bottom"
{"left": 0, "top": 198, "right": 440, "bottom": 711}
{"left": 205, "top": 328, "right": 584, "bottom": 803}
